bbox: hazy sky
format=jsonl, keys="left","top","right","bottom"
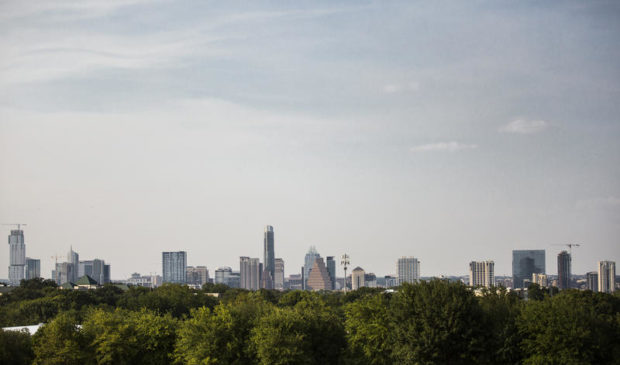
{"left": 1, "top": 0, "right": 619, "bottom": 280}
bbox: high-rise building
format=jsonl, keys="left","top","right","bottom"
{"left": 364, "top": 273, "right": 377, "bottom": 288}
{"left": 79, "top": 260, "right": 93, "bottom": 278}
{"left": 263, "top": 226, "right": 275, "bottom": 289}
{"left": 352, "top": 267, "right": 365, "bottom": 290}
{"left": 469, "top": 261, "right": 495, "bottom": 287}
{"left": 215, "top": 266, "right": 232, "bottom": 285}
{"left": 54, "top": 262, "right": 75, "bottom": 285}
{"left": 512, "top": 250, "right": 545, "bottom": 289}
{"left": 25, "top": 258, "right": 40, "bottom": 280}
{"left": 557, "top": 251, "right": 571, "bottom": 290}
{"left": 303, "top": 246, "right": 320, "bottom": 289}
{"left": 274, "top": 258, "right": 285, "bottom": 290}
{"left": 586, "top": 271, "right": 598, "bottom": 292}
{"left": 240, "top": 257, "right": 261, "bottom": 290}
{"left": 162, "top": 251, "right": 187, "bottom": 284}
{"left": 306, "top": 257, "right": 333, "bottom": 291}
{"left": 397, "top": 257, "right": 420, "bottom": 285}
{"left": 532, "top": 273, "right": 548, "bottom": 287}
{"left": 326, "top": 256, "right": 336, "bottom": 290}
{"left": 187, "top": 266, "right": 209, "bottom": 286}
{"left": 8, "top": 229, "right": 26, "bottom": 286}
{"left": 598, "top": 261, "right": 616, "bottom": 293}
{"left": 68, "top": 247, "right": 79, "bottom": 283}
{"left": 92, "top": 259, "right": 106, "bottom": 285}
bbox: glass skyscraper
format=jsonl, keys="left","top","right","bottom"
{"left": 512, "top": 250, "right": 545, "bottom": 289}
{"left": 557, "top": 251, "right": 571, "bottom": 290}
{"left": 162, "top": 251, "right": 187, "bottom": 284}
{"left": 263, "top": 225, "right": 275, "bottom": 288}
{"left": 8, "top": 229, "right": 26, "bottom": 286}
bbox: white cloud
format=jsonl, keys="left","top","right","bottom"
{"left": 410, "top": 141, "right": 478, "bottom": 152}
{"left": 500, "top": 118, "right": 550, "bottom": 134}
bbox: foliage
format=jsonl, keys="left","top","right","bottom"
{"left": 118, "top": 284, "right": 217, "bottom": 317}
{"left": 31, "top": 311, "right": 93, "bottom": 365}
{"left": 0, "top": 329, "right": 34, "bottom": 365}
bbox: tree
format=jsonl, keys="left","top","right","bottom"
{"left": 0, "top": 329, "right": 34, "bottom": 365}
{"left": 32, "top": 311, "right": 93, "bottom": 365}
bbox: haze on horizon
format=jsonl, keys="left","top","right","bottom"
{"left": 1, "top": 0, "right": 619, "bottom": 280}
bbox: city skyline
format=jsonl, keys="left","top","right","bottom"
{"left": 1, "top": 1, "right": 619, "bottom": 280}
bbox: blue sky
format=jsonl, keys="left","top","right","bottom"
{"left": 1, "top": 0, "right": 619, "bottom": 279}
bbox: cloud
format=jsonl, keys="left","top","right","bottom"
{"left": 410, "top": 141, "right": 478, "bottom": 152}
{"left": 499, "top": 118, "right": 550, "bottom": 134}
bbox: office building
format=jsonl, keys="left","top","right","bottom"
{"left": 274, "top": 258, "right": 285, "bottom": 290}
{"left": 79, "top": 260, "right": 93, "bottom": 278}
{"left": 397, "top": 257, "right": 420, "bottom": 285}
{"left": 8, "top": 229, "right": 26, "bottom": 286}
{"left": 512, "top": 250, "right": 545, "bottom": 289}
{"left": 187, "top": 266, "right": 209, "bottom": 286}
{"left": 384, "top": 275, "right": 398, "bottom": 288}
{"left": 352, "top": 267, "right": 365, "bottom": 290}
{"left": 586, "top": 271, "right": 598, "bottom": 292}
{"left": 25, "top": 258, "right": 40, "bottom": 280}
{"left": 288, "top": 274, "right": 303, "bottom": 290}
{"left": 364, "top": 273, "right": 377, "bottom": 288}
{"left": 532, "top": 273, "right": 548, "bottom": 287}
{"left": 326, "top": 256, "right": 336, "bottom": 290}
{"left": 469, "top": 261, "right": 495, "bottom": 288}
{"left": 303, "top": 246, "right": 320, "bottom": 289}
{"left": 54, "top": 262, "right": 75, "bottom": 285}
{"left": 306, "top": 257, "right": 333, "bottom": 291}
{"left": 162, "top": 251, "right": 187, "bottom": 284}
{"left": 215, "top": 266, "right": 232, "bottom": 285}
{"left": 557, "top": 251, "right": 571, "bottom": 290}
{"left": 68, "top": 247, "right": 79, "bottom": 283}
{"left": 263, "top": 226, "right": 275, "bottom": 289}
{"left": 240, "top": 256, "right": 261, "bottom": 290}
{"left": 598, "top": 261, "right": 616, "bottom": 294}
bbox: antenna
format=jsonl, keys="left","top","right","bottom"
{"left": 341, "top": 254, "right": 350, "bottom": 293}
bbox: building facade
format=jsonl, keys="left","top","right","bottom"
{"left": 598, "top": 261, "right": 616, "bottom": 293}
{"left": 8, "top": 229, "right": 26, "bottom": 286}
{"left": 557, "top": 251, "right": 571, "bottom": 290}
{"left": 397, "top": 257, "right": 420, "bottom": 285}
{"left": 186, "top": 266, "right": 209, "bottom": 286}
{"left": 512, "top": 250, "right": 545, "bottom": 289}
{"left": 586, "top": 271, "right": 598, "bottom": 292}
{"left": 326, "top": 256, "right": 336, "bottom": 290}
{"left": 303, "top": 246, "right": 320, "bottom": 289}
{"left": 68, "top": 247, "right": 79, "bottom": 283}
{"left": 274, "top": 258, "right": 285, "bottom": 290}
{"left": 25, "top": 258, "right": 40, "bottom": 280}
{"left": 532, "top": 273, "right": 548, "bottom": 287}
{"left": 162, "top": 251, "right": 187, "bottom": 284}
{"left": 263, "top": 226, "right": 275, "bottom": 289}
{"left": 306, "top": 257, "right": 333, "bottom": 291}
{"left": 352, "top": 267, "right": 365, "bottom": 290}
{"left": 240, "top": 256, "right": 261, "bottom": 290}
{"left": 469, "top": 260, "right": 495, "bottom": 287}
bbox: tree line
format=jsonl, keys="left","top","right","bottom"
{"left": 1, "top": 278, "right": 619, "bottom": 364}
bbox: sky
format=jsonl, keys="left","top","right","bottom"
{"left": 1, "top": 0, "right": 619, "bottom": 280}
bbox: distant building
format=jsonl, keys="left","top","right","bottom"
{"left": 397, "top": 257, "right": 420, "bottom": 284}
{"left": 274, "top": 258, "right": 285, "bottom": 290}
{"left": 8, "top": 229, "right": 26, "bottom": 286}
{"left": 557, "top": 251, "right": 571, "bottom": 290}
{"left": 240, "top": 257, "right": 261, "bottom": 290}
{"left": 186, "top": 266, "right": 209, "bottom": 286}
{"left": 598, "top": 261, "right": 616, "bottom": 293}
{"left": 25, "top": 258, "right": 40, "bottom": 280}
{"left": 352, "top": 267, "right": 365, "bottom": 290}
{"left": 215, "top": 266, "right": 232, "bottom": 285}
{"left": 512, "top": 250, "right": 545, "bottom": 289}
{"left": 162, "top": 251, "right": 187, "bottom": 284}
{"left": 306, "top": 257, "right": 333, "bottom": 291}
{"left": 325, "top": 256, "right": 336, "bottom": 290}
{"left": 79, "top": 260, "right": 93, "bottom": 278}
{"left": 68, "top": 247, "right": 79, "bottom": 283}
{"left": 303, "top": 247, "right": 320, "bottom": 290}
{"left": 126, "top": 273, "right": 153, "bottom": 287}
{"left": 54, "top": 262, "right": 75, "bottom": 285}
{"left": 532, "top": 273, "right": 548, "bottom": 287}
{"left": 263, "top": 226, "right": 275, "bottom": 289}
{"left": 469, "top": 261, "right": 495, "bottom": 288}
{"left": 586, "top": 271, "right": 598, "bottom": 292}
{"left": 384, "top": 275, "right": 398, "bottom": 288}
{"left": 364, "top": 273, "right": 377, "bottom": 288}
{"left": 287, "top": 274, "right": 303, "bottom": 290}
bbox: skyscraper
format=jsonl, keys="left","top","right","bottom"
{"left": 162, "top": 251, "right": 187, "bottom": 284}
{"left": 215, "top": 267, "right": 232, "bottom": 285}
{"left": 532, "top": 273, "right": 548, "bottom": 287}
{"left": 263, "top": 225, "right": 275, "bottom": 288}
{"left": 240, "top": 256, "right": 261, "bottom": 290}
{"left": 274, "top": 258, "right": 285, "bottom": 290}
{"left": 598, "top": 261, "right": 616, "bottom": 293}
{"left": 303, "top": 246, "right": 320, "bottom": 289}
{"left": 326, "top": 256, "right": 336, "bottom": 290}
{"left": 352, "top": 267, "right": 365, "bottom": 290}
{"left": 586, "top": 271, "right": 598, "bottom": 292}
{"left": 512, "top": 250, "right": 545, "bottom": 289}
{"left": 25, "top": 258, "right": 40, "bottom": 280}
{"left": 557, "top": 251, "right": 571, "bottom": 290}
{"left": 68, "top": 247, "right": 79, "bottom": 283}
{"left": 397, "top": 257, "right": 420, "bottom": 285}
{"left": 469, "top": 261, "right": 495, "bottom": 287}
{"left": 306, "top": 257, "right": 333, "bottom": 291}
{"left": 8, "top": 229, "right": 26, "bottom": 286}
{"left": 186, "top": 266, "right": 209, "bottom": 286}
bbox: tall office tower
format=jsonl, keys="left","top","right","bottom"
{"left": 352, "top": 267, "right": 365, "bottom": 290}
{"left": 8, "top": 229, "right": 26, "bottom": 286}
{"left": 92, "top": 259, "right": 106, "bottom": 284}
{"left": 326, "top": 256, "right": 336, "bottom": 290}
{"left": 103, "top": 264, "right": 110, "bottom": 284}
{"left": 54, "top": 262, "right": 75, "bottom": 285}
{"left": 306, "top": 257, "right": 333, "bottom": 291}
{"left": 67, "top": 247, "right": 79, "bottom": 283}
{"left": 228, "top": 272, "right": 241, "bottom": 288}
{"left": 303, "top": 246, "right": 320, "bottom": 289}
{"left": 598, "top": 261, "right": 616, "bottom": 293}
{"left": 162, "top": 251, "right": 187, "bottom": 284}
{"left": 469, "top": 261, "right": 495, "bottom": 288}
{"left": 512, "top": 250, "right": 545, "bottom": 289}
{"left": 532, "top": 273, "right": 548, "bottom": 287}
{"left": 240, "top": 256, "right": 261, "bottom": 290}
{"left": 215, "top": 266, "right": 232, "bottom": 285}
{"left": 263, "top": 226, "right": 275, "bottom": 289}
{"left": 79, "top": 260, "right": 93, "bottom": 278}
{"left": 274, "top": 258, "right": 285, "bottom": 290}
{"left": 261, "top": 268, "right": 273, "bottom": 289}
{"left": 586, "top": 271, "right": 598, "bottom": 292}
{"left": 557, "top": 251, "right": 571, "bottom": 290}
{"left": 25, "top": 258, "right": 41, "bottom": 279}
{"left": 186, "top": 266, "right": 208, "bottom": 286}
{"left": 397, "top": 257, "right": 420, "bottom": 285}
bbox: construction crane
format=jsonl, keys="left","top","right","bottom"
{"left": 552, "top": 243, "right": 581, "bottom": 256}
{"left": 1, "top": 223, "right": 27, "bottom": 230}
